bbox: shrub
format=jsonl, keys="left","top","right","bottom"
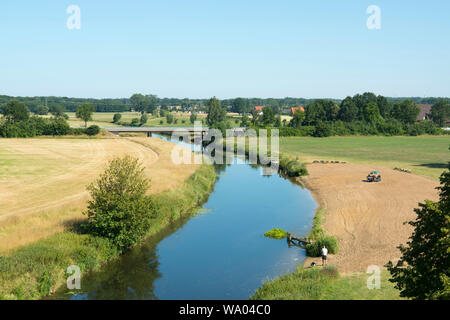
{"left": 86, "top": 125, "right": 100, "bottom": 136}
{"left": 264, "top": 229, "right": 287, "bottom": 239}
{"left": 306, "top": 235, "right": 339, "bottom": 257}
{"left": 166, "top": 113, "right": 174, "bottom": 124}
{"left": 140, "top": 113, "right": 148, "bottom": 126}
{"left": 71, "top": 128, "right": 86, "bottom": 135}
{"left": 84, "top": 156, "right": 156, "bottom": 251}
{"left": 130, "top": 118, "right": 140, "bottom": 126}
{"left": 113, "top": 113, "right": 122, "bottom": 123}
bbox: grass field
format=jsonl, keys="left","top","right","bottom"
{"left": 250, "top": 266, "right": 404, "bottom": 300}
{"left": 0, "top": 164, "right": 216, "bottom": 300}
{"left": 280, "top": 135, "right": 450, "bottom": 180}
{"left": 0, "top": 136, "right": 199, "bottom": 252}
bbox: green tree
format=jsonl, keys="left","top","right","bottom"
{"left": 76, "top": 103, "right": 95, "bottom": 128}
{"left": 190, "top": 112, "right": 197, "bottom": 124}
{"left": 130, "top": 94, "right": 149, "bottom": 114}
{"left": 166, "top": 113, "right": 174, "bottom": 124}
{"left": 289, "top": 109, "right": 305, "bottom": 128}
{"left": 232, "top": 98, "right": 249, "bottom": 114}
{"left": 261, "top": 106, "right": 275, "bottom": 126}
{"left": 140, "top": 113, "right": 148, "bottom": 126}
{"left": 429, "top": 100, "right": 450, "bottom": 127}
{"left": 84, "top": 156, "right": 155, "bottom": 251}
{"left": 49, "top": 104, "right": 65, "bottom": 117}
{"left": 274, "top": 115, "right": 281, "bottom": 127}
{"left": 240, "top": 113, "right": 249, "bottom": 127}
{"left": 387, "top": 157, "right": 450, "bottom": 299}
{"left": 113, "top": 113, "right": 122, "bottom": 123}
{"left": 146, "top": 94, "right": 159, "bottom": 113}
{"left": 363, "top": 102, "right": 382, "bottom": 123}
{"left": 392, "top": 100, "right": 421, "bottom": 124}
{"left": 35, "top": 105, "right": 49, "bottom": 115}
{"left": 206, "top": 97, "right": 226, "bottom": 127}
{"left": 250, "top": 108, "right": 260, "bottom": 126}
{"left": 1, "top": 100, "right": 30, "bottom": 123}
{"left": 338, "top": 97, "right": 358, "bottom": 122}
{"left": 304, "top": 100, "right": 327, "bottom": 125}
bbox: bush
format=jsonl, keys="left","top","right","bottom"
{"left": 130, "top": 118, "right": 140, "bottom": 126}
{"left": 71, "top": 128, "right": 86, "bottom": 135}
{"left": 264, "top": 229, "right": 287, "bottom": 239}
{"left": 84, "top": 156, "right": 156, "bottom": 251}
{"left": 306, "top": 235, "right": 339, "bottom": 257}
{"left": 86, "top": 125, "right": 100, "bottom": 136}
{"left": 113, "top": 113, "right": 122, "bottom": 123}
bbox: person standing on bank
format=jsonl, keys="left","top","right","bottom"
{"left": 321, "top": 246, "right": 328, "bottom": 266}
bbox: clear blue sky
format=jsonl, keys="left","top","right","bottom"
{"left": 1, "top": 1, "right": 449, "bottom": 99}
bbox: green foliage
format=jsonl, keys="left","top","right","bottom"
{"left": 140, "top": 113, "right": 148, "bottom": 126}
{"left": 279, "top": 156, "right": 308, "bottom": 177}
{"left": 392, "top": 99, "right": 421, "bottom": 124}
{"left": 264, "top": 229, "right": 287, "bottom": 239}
{"left": 306, "top": 236, "right": 339, "bottom": 257}
{"left": 313, "top": 121, "right": 332, "bottom": 137}
{"left": 289, "top": 109, "right": 305, "bottom": 128}
{"left": 130, "top": 118, "right": 140, "bottom": 126}
{"left": 86, "top": 125, "right": 100, "bottom": 136}
{"left": 84, "top": 156, "right": 156, "bottom": 251}
{"left": 190, "top": 112, "right": 197, "bottom": 124}
{"left": 430, "top": 100, "right": 450, "bottom": 127}
{"left": 49, "top": 104, "right": 65, "bottom": 117}
{"left": 113, "top": 113, "right": 122, "bottom": 123}
{"left": 76, "top": 103, "right": 95, "bottom": 128}
{"left": 166, "top": 113, "right": 174, "bottom": 124}
{"left": 35, "top": 105, "right": 49, "bottom": 115}
{"left": 206, "top": 97, "right": 226, "bottom": 127}
{"left": 1, "top": 100, "right": 30, "bottom": 123}
{"left": 0, "top": 116, "right": 70, "bottom": 137}
{"left": 387, "top": 161, "right": 450, "bottom": 300}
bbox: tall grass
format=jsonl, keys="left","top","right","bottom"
{"left": 0, "top": 164, "right": 216, "bottom": 300}
{"left": 250, "top": 266, "right": 338, "bottom": 300}
{"left": 250, "top": 266, "right": 404, "bottom": 300}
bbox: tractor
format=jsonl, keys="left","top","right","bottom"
{"left": 367, "top": 171, "right": 381, "bottom": 182}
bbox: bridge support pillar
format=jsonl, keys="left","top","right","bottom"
{"left": 147, "top": 132, "right": 152, "bottom": 137}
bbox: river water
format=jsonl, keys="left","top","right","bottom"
{"left": 57, "top": 135, "right": 317, "bottom": 300}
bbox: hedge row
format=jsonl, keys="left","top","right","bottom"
{"left": 0, "top": 117, "right": 100, "bottom": 138}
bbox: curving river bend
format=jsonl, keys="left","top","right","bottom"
{"left": 57, "top": 135, "right": 317, "bottom": 300}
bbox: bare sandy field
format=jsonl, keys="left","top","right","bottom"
{"left": 302, "top": 163, "right": 439, "bottom": 273}
{"left": 0, "top": 137, "right": 198, "bottom": 252}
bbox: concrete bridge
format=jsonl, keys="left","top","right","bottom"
{"left": 104, "top": 126, "right": 209, "bottom": 137}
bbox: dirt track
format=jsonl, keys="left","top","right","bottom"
{"left": 302, "top": 163, "right": 439, "bottom": 273}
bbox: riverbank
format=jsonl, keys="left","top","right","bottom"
{"left": 251, "top": 161, "right": 440, "bottom": 299}
{"left": 301, "top": 162, "right": 439, "bottom": 273}
{"left": 0, "top": 138, "right": 216, "bottom": 299}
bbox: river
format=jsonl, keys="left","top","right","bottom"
{"left": 57, "top": 134, "right": 317, "bottom": 300}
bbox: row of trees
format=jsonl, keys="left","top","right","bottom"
{"left": 2, "top": 93, "right": 448, "bottom": 116}
{"left": 0, "top": 100, "right": 99, "bottom": 137}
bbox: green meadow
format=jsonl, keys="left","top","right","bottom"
{"left": 279, "top": 135, "right": 450, "bottom": 180}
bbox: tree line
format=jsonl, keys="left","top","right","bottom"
{"left": 1, "top": 93, "right": 448, "bottom": 116}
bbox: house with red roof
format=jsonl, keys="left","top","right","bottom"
{"left": 254, "top": 106, "right": 263, "bottom": 115}
{"left": 290, "top": 106, "right": 305, "bottom": 115}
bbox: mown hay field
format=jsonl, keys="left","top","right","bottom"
{"left": 0, "top": 136, "right": 198, "bottom": 252}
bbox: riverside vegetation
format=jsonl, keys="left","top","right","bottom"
{"left": 0, "top": 157, "right": 216, "bottom": 299}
